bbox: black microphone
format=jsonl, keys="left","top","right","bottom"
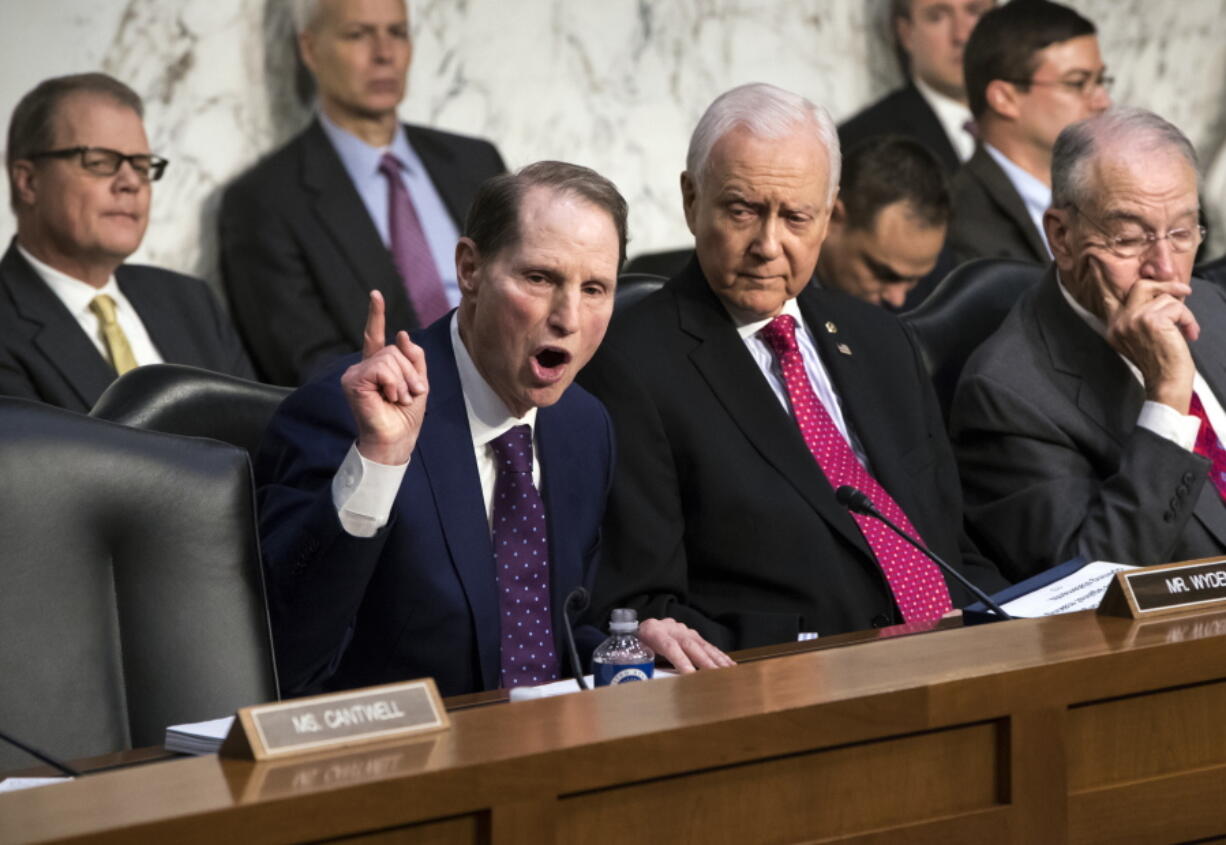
{"left": 834, "top": 485, "right": 1011, "bottom": 621}
{"left": 561, "top": 587, "right": 591, "bottom": 690}
{"left": 0, "top": 729, "right": 81, "bottom": 778}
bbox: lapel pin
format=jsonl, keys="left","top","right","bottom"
{"left": 824, "top": 321, "right": 838, "bottom": 334}
{"left": 837, "top": 343, "right": 852, "bottom": 356}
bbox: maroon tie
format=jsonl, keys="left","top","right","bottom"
{"left": 490, "top": 425, "right": 560, "bottom": 687}
{"left": 378, "top": 153, "right": 450, "bottom": 327}
{"left": 1189, "top": 393, "right": 1226, "bottom": 500}
{"left": 758, "top": 314, "right": 954, "bottom": 623}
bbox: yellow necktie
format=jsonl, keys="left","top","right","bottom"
{"left": 89, "top": 294, "right": 138, "bottom": 375}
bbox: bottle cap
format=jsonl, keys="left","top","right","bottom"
{"left": 609, "top": 607, "right": 639, "bottom": 633}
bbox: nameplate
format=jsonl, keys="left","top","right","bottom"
{"left": 1098, "top": 557, "right": 1226, "bottom": 619}
{"left": 220, "top": 679, "right": 450, "bottom": 761}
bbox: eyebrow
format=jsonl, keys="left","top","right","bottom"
{"left": 863, "top": 254, "right": 908, "bottom": 283}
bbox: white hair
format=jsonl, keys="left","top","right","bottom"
{"left": 1052, "top": 107, "right": 1200, "bottom": 210}
{"left": 686, "top": 82, "right": 841, "bottom": 205}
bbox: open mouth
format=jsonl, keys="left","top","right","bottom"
{"left": 531, "top": 346, "right": 571, "bottom": 382}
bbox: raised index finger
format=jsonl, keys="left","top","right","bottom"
{"left": 363, "top": 290, "right": 387, "bottom": 359}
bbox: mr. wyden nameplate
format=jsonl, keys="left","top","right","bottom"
{"left": 1098, "top": 557, "right": 1226, "bottom": 619}
{"left": 220, "top": 679, "right": 450, "bottom": 760}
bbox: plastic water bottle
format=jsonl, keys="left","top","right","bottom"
{"left": 591, "top": 608, "right": 655, "bottom": 686}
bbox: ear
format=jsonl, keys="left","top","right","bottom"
{"left": 298, "top": 29, "right": 318, "bottom": 76}
{"left": 455, "top": 237, "right": 482, "bottom": 297}
{"left": 895, "top": 15, "right": 915, "bottom": 58}
{"left": 828, "top": 197, "right": 847, "bottom": 231}
{"left": 680, "top": 171, "right": 699, "bottom": 234}
{"left": 1044, "top": 207, "right": 1075, "bottom": 270}
{"left": 9, "top": 161, "right": 38, "bottom": 208}
{"left": 985, "top": 79, "right": 1022, "bottom": 121}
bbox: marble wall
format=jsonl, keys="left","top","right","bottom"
{"left": 2, "top": 0, "right": 1225, "bottom": 288}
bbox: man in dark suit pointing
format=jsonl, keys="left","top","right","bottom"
{"left": 221, "top": 0, "right": 506, "bottom": 386}
{"left": 580, "top": 83, "right": 1002, "bottom": 657}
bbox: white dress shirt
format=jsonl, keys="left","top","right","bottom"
{"left": 332, "top": 313, "right": 539, "bottom": 537}
{"left": 317, "top": 111, "right": 462, "bottom": 307}
{"left": 913, "top": 76, "right": 976, "bottom": 163}
{"left": 984, "top": 143, "right": 1053, "bottom": 258}
{"left": 17, "top": 243, "right": 163, "bottom": 367}
{"left": 1057, "top": 275, "right": 1226, "bottom": 450}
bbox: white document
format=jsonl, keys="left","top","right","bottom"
{"left": 164, "top": 715, "right": 235, "bottom": 755}
{"left": 0, "top": 777, "right": 72, "bottom": 793}
{"left": 509, "top": 669, "right": 678, "bottom": 701}
{"left": 1001, "top": 561, "right": 1138, "bottom": 618}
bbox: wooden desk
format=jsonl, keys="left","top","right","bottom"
{"left": 4, "top": 610, "right": 1226, "bottom": 844}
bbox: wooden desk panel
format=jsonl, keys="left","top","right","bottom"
{"left": 6, "top": 610, "right": 1226, "bottom": 844}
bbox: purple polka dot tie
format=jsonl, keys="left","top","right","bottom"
{"left": 378, "top": 152, "right": 450, "bottom": 326}
{"left": 1190, "top": 393, "right": 1226, "bottom": 499}
{"left": 490, "top": 424, "right": 560, "bottom": 687}
{"left": 759, "top": 314, "right": 953, "bottom": 623}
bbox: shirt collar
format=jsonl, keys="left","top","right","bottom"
{"left": 732, "top": 296, "right": 806, "bottom": 340}
{"left": 983, "top": 142, "right": 1051, "bottom": 220}
{"left": 317, "top": 109, "right": 417, "bottom": 179}
{"left": 449, "top": 312, "right": 538, "bottom": 448}
{"left": 913, "top": 76, "right": 973, "bottom": 145}
{"left": 16, "top": 243, "right": 120, "bottom": 318}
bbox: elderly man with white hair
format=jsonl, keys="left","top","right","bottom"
{"left": 580, "top": 82, "right": 1003, "bottom": 661}
{"left": 952, "top": 107, "right": 1226, "bottom": 583}
{"left": 220, "top": 0, "right": 506, "bottom": 386}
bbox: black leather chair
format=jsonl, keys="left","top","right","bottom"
{"left": 623, "top": 248, "right": 692, "bottom": 278}
{"left": 1196, "top": 253, "right": 1226, "bottom": 288}
{"left": 901, "top": 258, "right": 1045, "bottom": 421}
{"left": 615, "top": 272, "right": 669, "bottom": 316}
{"left": 90, "top": 363, "right": 291, "bottom": 458}
{"left": 0, "top": 398, "right": 278, "bottom": 770}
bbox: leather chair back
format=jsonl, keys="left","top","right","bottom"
{"left": 901, "top": 258, "right": 1044, "bottom": 420}
{"left": 0, "top": 398, "right": 277, "bottom": 770}
{"left": 614, "top": 272, "right": 668, "bottom": 316}
{"left": 623, "top": 248, "right": 692, "bottom": 278}
{"left": 90, "top": 363, "right": 291, "bottom": 458}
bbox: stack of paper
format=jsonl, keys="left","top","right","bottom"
{"left": 164, "top": 716, "right": 234, "bottom": 756}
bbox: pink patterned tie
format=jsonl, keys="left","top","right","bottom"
{"left": 1189, "top": 393, "right": 1226, "bottom": 500}
{"left": 758, "top": 314, "right": 953, "bottom": 623}
{"left": 378, "top": 153, "right": 450, "bottom": 327}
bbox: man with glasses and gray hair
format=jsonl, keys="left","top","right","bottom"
{"left": 0, "top": 72, "right": 253, "bottom": 413}
{"left": 947, "top": 0, "right": 1111, "bottom": 264}
{"left": 951, "top": 107, "right": 1226, "bottom": 583}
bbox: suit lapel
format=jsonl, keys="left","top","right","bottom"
{"left": 404, "top": 126, "right": 466, "bottom": 227}
{"left": 300, "top": 120, "right": 417, "bottom": 326}
{"left": 1185, "top": 283, "right": 1226, "bottom": 547}
{"left": 1, "top": 244, "right": 114, "bottom": 409}
{"left": 967, "top": 147, "right": 1049, "bottom": 263}
{"left": 674, "top": 266, "right": 872, "bottom": 557}
{"left": 412, "top": 320, "right": 500, "bottom": 687}
{"left": 117, "top": 268, "right": 192, "bottom": 364}
{"left": 535, "top": 403, "right": 585, "bottom": 645}
{"left": 899, "top": 84, "right": 960, "bottom": 174}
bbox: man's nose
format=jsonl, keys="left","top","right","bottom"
{"left": 549, "top": 287, "right": 580, "bottom": 334}
{"left": 750, "top": 216, "right": 783, "bottom": 260}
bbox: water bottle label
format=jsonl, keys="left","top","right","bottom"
{"left": 593, "top": 660, "right": 654, "bottom": 687}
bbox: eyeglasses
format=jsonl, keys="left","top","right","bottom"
{"left": 28, "top": 146, "right": 169, "bottom": 182}
{"left": 1002, "top": 73, "right": 1114, "bottom": 98}
{"left": 1070, "top": 203, "right": 1206, "bottom": 259}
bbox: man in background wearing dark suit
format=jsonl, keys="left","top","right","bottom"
{"left": 0, "top": 73, "right": 253, "bottom": 414}
{"left": 947, "top": 0, "right": 1110, "bottom": 264}
{"left": 839, "top": 0, "right": 994, "bottom": 176}
{"left": 952, "top": 109, "right": 1226, "bottom": 582}
{"left": 220, "top": 0, "right": 506, "bottom": 386}
{"left": 581, "top": 83, "right": 1003, "bottom": 657}
{"left": 257, "top": 161, "right": 731, "bottom": 698}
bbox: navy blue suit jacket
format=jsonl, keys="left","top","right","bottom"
{"left": 256, "top": 316, "right": 613, "bottom": 697}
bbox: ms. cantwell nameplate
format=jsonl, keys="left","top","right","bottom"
{"left": 222, "top": 679, "right": 450, "bottom": 760}
{"left": 1098, "top": 558, "right": 1226, "bottom": 619}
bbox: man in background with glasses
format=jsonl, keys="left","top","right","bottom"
{"left": 0, "top": 73, "right": 253, "bottom": 413}
{"left": 947, "top": 0, "right": 1110, "bottom": 264}
{"left": 950, "top": 108, "right": 1226, "bottom": 583}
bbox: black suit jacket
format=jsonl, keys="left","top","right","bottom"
{"left": 219, "top": 119, "right": 506, "bottom": 386}
{"left": 947, "top": 146, "right": 1048, "bottom": 265}
{"left": 951, "top": 269, "right": 1226, "bottom": 581}
{"left": 0, "top": 243, "right": 254, "bottom": 414}
{"left": 838, "top": 83, "right": 960, "bottom": 175}
{"left": 578, "top": 260, "right": 1003, "bottom": 651}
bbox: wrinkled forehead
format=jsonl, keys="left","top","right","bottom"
{"left": 1085, "top": 144, "right": 1199, "bottom": 217}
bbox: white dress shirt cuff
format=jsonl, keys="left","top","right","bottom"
{"left": 331, "top": 443, "right": 410, "bottom": 538}
{"left": 1137, "top": 400, "right": 1201, "bottom": 452}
